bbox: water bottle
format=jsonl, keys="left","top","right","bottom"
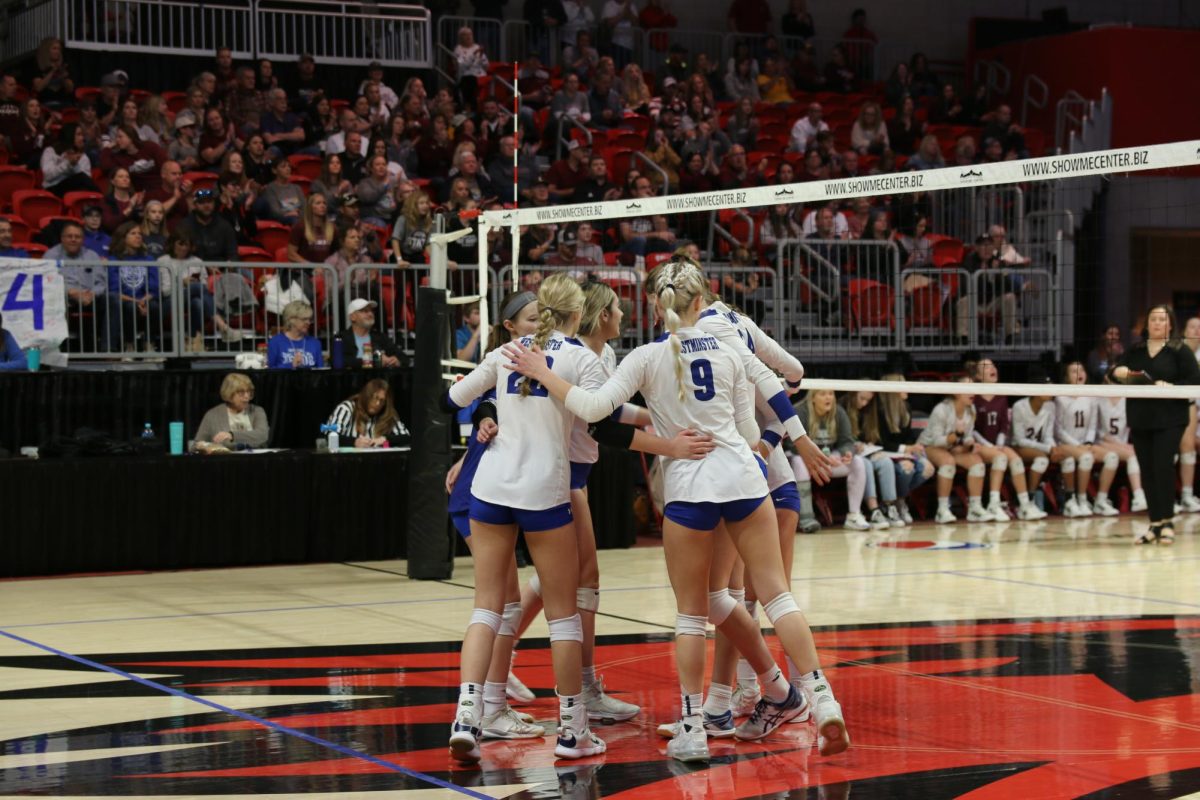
{"left": 321, "top": 423, "right": 340, "bottom": 453}
{"left": 142, "top": 422, "right": 155, "bottom": 440}
{"left": 331, "top": 334, "right": 344, "bottom": 369}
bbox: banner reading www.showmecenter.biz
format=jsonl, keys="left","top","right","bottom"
{"left": 482, "top": 139, "right": 1200, "bottom": 228}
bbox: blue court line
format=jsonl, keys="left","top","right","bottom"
{"left": 943, "top": 571, "right": 1200, "bottom": 611}
{"left": 0, "top": 627, "right": 492, "bottom": 800}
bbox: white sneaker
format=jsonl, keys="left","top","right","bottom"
{"left": 1063, "top": 497, "right": 1083, "bottom": 518}
{"left": 1093, "top": 496, "right": 1120, "bottom": 517}
{"left": 734, "top": 685, "right": 807, "bottom": 741}
{"left": 935, "top": 506, "right": 957, "bottom": 524}
{"left": 786, "top": 681, "right": 813, "bottom": 724}
{"left": 966, "top": 505, "right": 992, "bottom": 522}
{"left": 1075, "top": 497, "right": 1094, "bottom": 517}
{"left": 1175, "top": 501, "right": 1184, "bottom": 515}
{"left": 867, "top": 508, "right": 890, "bottom": 529}
{"left": 810, "top": 693, "right": 851, "bottom": 757}
{"left": 656, "top": 709, "right": 737, "bottom": 739}
{"left": 898, "top": 499, "right": 914, "bottom": 524}
{"left": 448, "top": 710, "right": 482, "bottom": 764}
{"left": 481, "top": 706, "right": 546, "bottom": 739}
{"left": 1017, "top": 502, "right": 1048, "bottom": 521}
{"left": 555, "top": 723, "right": 607, "bottom": 759}
{"left": 885, "top": 505, "right": 906, "bottom": 527}
{"left": 582, "top": 676, "right": 639, "bottom": 722}
{"left": 1182, "top": 495, "right": 1200, "bottom": 513}
{"left": 731, "top": 683, "right": 761, "bottom": 717}
{"left": 1131, "top": 493, "right": 1148, "bottom": 513}
{"left": 842, "top": 512, "right": 870, "bottom": 531}
{"left": 986, "top": 501, "right": 1011, "bottom": 522}
{"left": 506, "top": 669, "right": 536, "bottom": 703}
{"left": 666, "top": 720, "right": 711, "bottom": 762}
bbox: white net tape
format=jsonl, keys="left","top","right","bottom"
{"left": 799, "top": 378, "right": 1200, "bottom": 401}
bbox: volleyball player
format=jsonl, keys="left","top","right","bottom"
{"left": 503, "top": 260, "right": 850, "bottom": 763}
{"left": 1093, "top": 395, "right": 1148, "bottom": 513}
{"left": 444, "top": 275, "right": 608, "bottom": 763}
{"left": 1054, "top": 361, "right": 1098, "bottom": 516}
{"left": 1012, "top": 389, "right": 1066, "bottom": 513}
{"left": 973, "top": 358, "right": 1047, "bottom": 520}
{"left": 919, "top": 379, "right": 995, "bottom": 523}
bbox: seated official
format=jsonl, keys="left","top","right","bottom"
{"left": 267, "top": 300, "right": 324, "bottom": 369}
{"left": 325, "top": 378, "right": 411, "bottom": 448}
{"left": 336, "top": 298, "right": 402, "bottom": 368}
{"left": 194, "top": 372, "right": 270, "bottom": 449}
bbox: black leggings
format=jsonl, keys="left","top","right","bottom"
{"left": 1130, "top": 425, "right": 1185, "bottom": 523}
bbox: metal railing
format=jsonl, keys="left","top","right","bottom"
{"left": 974, "top": 59, "right": 1011, "bottom": 106}
{"left": 1055, "top": 90, "right": 1089, "bottom": 153}
{"left": 61, "top": 0, "right": 254, "bottom": 58}
{"left": 436, "top": 14, "right": 503, "bottom": 69}
{"left": 1021, "top": 74, "right": 1049, "bottom": 129}
{"left": 929, "top": 185, "right": 1025, "bottom": 245}
{"left": 256, "top": 0, "right": 430, "bottom": 68}
{"left": 4, "top": 0, "right": 65, "bottom": 66}
{"left": 708, "top": 264, "right": 782, "bottom": 343}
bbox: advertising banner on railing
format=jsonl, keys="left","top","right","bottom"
{"left": 0, "top": 259, "right": 69, "bottom": 353}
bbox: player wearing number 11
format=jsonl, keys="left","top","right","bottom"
{"left": 503, "top": 260, "right": 849, "bottom": 764}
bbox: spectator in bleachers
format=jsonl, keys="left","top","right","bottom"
{"left": 143, "top": 161, "right": 192, "bottom": 230}
{"left": 262, "top": 158, "right": 304, "bottom": 224}
{"left": 642, "top": 129, "right": 681, "bottom": 193}
{"left": 186, "top": 79, "right": 211, "bottom": 116}
{"left": 178, "top": 188, "right": 238, "bottom": 262}
{"left": 724, "top": 58, "right": 760, "bottom": 104}
{"left": 602, "top": 0, "right": 639, "bottom": 68}
{"left": 210, "top": 47, "right": 237, "bottom": 103}
{"left": 989, "top": 224, "right": 1031, "bottom": 267}
{"left": 841, "top": 8, "right": 877, "bottom": 74}
{"left": 836, "top": 149, "right": 862, "bottom": 179}
{"left": 304, "top": 97, "right": 337, "bottom": 153}
{"left": 287, "top": 192, "right": 334, "bottom": 278}
{"left": 0, "top": 73, "right": 20, "bottom": 147}
{"left": 1087, "top": 325, "right": 1125, "bottom": 383}
{"left": 788, "top": 102, "right": 828, "bottom": 155}
{"left": 218, "top": 150, "right": 256, "bottom": 206}
{"left": 194, "top": 372, "right": 269, "bottom": 448}
{"left": 216, "top": 172, "right": 257, "bottom": 245}
{"left": 957, "top": 234, "right": 1018, "bottom": 343}
{"left": 260, "top": 89, "right": 306, "bottom": 158}
{"left": 100, "top": 126, "right": 166, "bottom": 195}
{"left": 678, "top": 150, "right": 719, "bottom": 196}
{"left": 101, "top": 167, "right": 144, "bottom": 233}
{"left": 803, "top": 201, "right": 848, "bottom": 237}
{"left": 288, "top": 53, "right": 325, "bottom": 111}
{"left": 487, "top": 136, "right": 533, "bottom": 201}
{"left": 851, "top": 101, "right": 889, "bottom": 155}
{"left": 722, "top": 247, "right": 764, "bottom": 324}
{"left": 887, "top": 95, "right": 924, "bottom": 156}
{"left": 241, "top": 133, "right": 275, "bottom": 189}
{"left": 29, "top": 37, "right": 74, "bottom": 108}
{"left": 572, "top": 154, "right": 621, "bottom": 203}
{"left": 884, "top": 63, "right": 915, "bottom": 110}
{"left": 356, "top": 155, "right": 399, "bottom": 227}
{"left": 799, "top": 148, "right": 828, "bottom": 182}
{"left": 226, "top": 66, "right": 264, "bottom": 137}
{"left": 909, "top": 53, "right": 939, "bottom": 98}
{"left": 107, "top": 221, "right": 165, "bottom": 351}
{"left": 774, "top": 160, "right": 796, "bottom": 185}
{"left": 812, "top": 130, "right": 841, "bottom": 169}
{"left": 161, "top": 230, "right": 234, "bottom": 350}
{"left": 546, "top": 139, "right": 591, "bottom": 202}
{"left": 756, "top": 57, "right": 795, "bottom": 105}
{"left": 40, "top": 123, "right": 99, "bottom": 197}
{"left": 267, "top": 300, "right": 322, "bottom": 368}
{"left": 718, "top": 144, "right": 765, "bottom": 189}
{"left": 618, "top": 175, "right": 675, "bottom": 261}
{"left": 339, "top": 132, "right": 368, "bottom": 184}
{"left": 167, "top": 111, "right": 200, "bottom": 171}
{"left": 982, "top": 104, "right": 1027, "bottom": 159}
{"left": 550, "top": 72, "right": 591, "bottom": 130}
{"left": 953, "top": 135, "right": 976, "bottom": 167}
{"left": 325, "top": 378, "right": 409, "bottom": 447}
{"left": 323, "top": 109, "right": 363, "bottom": 157}
{"left": 657, "top": 78, "right": 686, "bottom": 121}
{"left": 447, "top": 148, "right": 495, "bottom": 203}
{"left": 823, "top": 45, "right": 857, "bottom": 94}
{"left": 782, "top": 0, "right": 815, "bottom": 39}
{"left": 48, "top": 221, "right": 111, "bottom": 344}
{"left": 844, "top": 197, "right": 872, "bottom": 239}
{"left": 620, "top": 64, "right": 652, "bottom": 116}
{"left": 138, "top": 97, "right": 172, "bottom": 146}
{"left": 361, "top": 82, "right": 392, "bottom": 131}
{"left": 575, "top": 222, "right": 606, "bottom": 264}
{"left": 760, "top": 204, "right": 801, "bottom": 266}
{"left": 907, "top": 134, "right": 946, "bottom": 171}
{"left": 311, "top": 153, "right": 352, "bottom": 209}
{"left": 139, "top": 201, "right": 168, "bottom": 257}
{"left": 10, "top": 98, "right": 47, "bottom": 168}
{"left": 0, "top": 218, "right": 28, "bottom": 258}
{"left": 979, "top": 136, "right": 1005, "bottom": 164}
{"left": 416, "top": 113, "right": 454, "bottom": 179}
{"left": 565, "top": 30, "right": 600, "bottom": 79}
{"left": 335, "top": 194, "right": 386, "bottom": 262}
{"left": 929, "top": 82, "right": 964, "bottom": 125}
{"left": 725, "top": 98, "right": 760, "bottom": 149}
{"left": 256, "top": 58, "right": 278, "bottom": 93}
{"left": 451, "top": 28, "right": 488, "bottom": 113}
{"left": 114, "top": 97, "right": 146, "bottom": 139}
{"left": 896, "top": 213, "right": 932, "bottom": 270}
{"left": 198, "top": 108, "right": 237, "bottom": 173}
{"left": 790, "top": 41, "right": 823, "bottom": 92}
{"left": 95, "top": 71, "right": 126, "bottom": 129}
{"left": 390, "top": 190, "right": 434, "bottom": 266}
{"left": 545, "top": 225, "right": 598, "bottom": 271}
{"left": 683, "top": 72, "right": 716, "bottom": 114}
{"left": 382, "top": 114, "right": 418, "bottom": 177}
{"left": 325, "top": 224, "right": 373, "bottom": 301}
{"left": 81, "top": 205, "right": 111, "bottom": 256}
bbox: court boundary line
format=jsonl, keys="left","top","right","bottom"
{"left": 944, "top": 571, "right": 1200, "bottom": 611}
{"left": 0, "top": 628, "right": 494, "bottom": 800}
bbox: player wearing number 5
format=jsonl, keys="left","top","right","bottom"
{"left": 504, "top": 261, "right": 850, "bottom": 764}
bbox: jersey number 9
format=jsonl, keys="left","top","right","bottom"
{"left": 691, "top": 359, "right": 715, "bottom": 401}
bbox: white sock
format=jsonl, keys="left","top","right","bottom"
{"left": 1184, "top": 487, "right": 1195, "bottom": 501}
{"left": 989, "top": 490, "right": 1002, "bottom": 505}
{"left": 581, "top": 665, "right": 596, "bottom": 687}
{"left": 785, "top": 654, "right": 801, "bottom": 682}
{"left": 1096, "top": 491, "right": 1108, "bottom": 504}
{"left": 681, "top": 690, "right": 704, "bottom": 721}
{"left": 1134, "top": 488, "right": 1147, "bottom": 502}
{"left": 558, "top": 691, "right": 586, "bottom": 732}
{"left": 703, "top": 682, "right": 733, "bottom": 716}
{"left": 800, "top": 669, "right": 834, "bottom": 700}
{"left": 1018, "top": 491, "right": 1031, "bottom": 505}
{"left": 969, "top": 496, "right": 984, "bottom": 511}
{"left": 937, "top": 496, "right": 950, "bottom": 512}
{"left": 483, "top": 681, "right": 506, "bottom": 718}
{"left": 458, "top": 681, "right": 484, "bottom": 725}
{"left": 736, "top": 658, "right": 758, "bottom": 688}
{"left": 758, "top": 666, "right": 789, "bottom": 704}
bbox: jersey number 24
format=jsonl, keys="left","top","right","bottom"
{"left": 507, "top": 356, "right": 555, "bottom": 397}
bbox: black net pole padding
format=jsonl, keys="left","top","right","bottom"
{"left": 407, "top": 286, "right": 455, "bottom": 579}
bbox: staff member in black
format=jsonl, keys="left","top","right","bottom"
{"left": 1108, "top": 304, "right": 1200, "bottom": 545}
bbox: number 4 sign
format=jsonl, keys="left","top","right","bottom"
{"left": 0, "top": 259, "right": 68, "bottom": 349}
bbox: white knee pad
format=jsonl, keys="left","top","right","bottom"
{"left": 1010, "top": 457, "right": 1026, "bottom": 475}
{"left": 1061, "top": 456, "right": 1076, "bottom": 473}
{"left": 576, "top": 587, "right": 599, "bottom": 612}
{"left": 1183, "top": 451, "right": 1197, "bottom": 466}
{"left": 675, "top": 613, "right": 708, "bottom": 638}
{"left": 499, "top": 602, "right": 522, "bottom": 636}
{"left": 547, "top": 613, "right": 584, "bottom": 643}
{"left": 1077, "top": 452, "right": 1094, "bottom": 472}
{"left": 937, "top": 463, "right": 957, "bottom": 479}
{"left": 991, "top": 454, "right": 1008, "bottom": 473}
{"left": 728, "top": 587, "right": 746, "bottom": 604}
{"left": 1126, "top": 455, "right": 1141, "bottom": 476}
{"left": 762, "top": 593, "right": 802, "bottom": 624}
{"left": 529, "top": 573, "right": 542, "bottom": 597}
{"left": 967, "top": 462, "right": 987, "bottom": 478}
{"left": 1032, "top": 455, "right": 1049, "bottom": 473}
{"left": 1103, "top": 451, "right": 1120, "bottom": 470}
{"left": 707, "top": 589, "right": 739, "bottom": 626}
{"left": 469, "top": 608, "right": 503, "bottom": 633}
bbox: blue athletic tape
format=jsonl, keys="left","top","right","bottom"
{"left": 767, "top": 391, "right": 797, "bottom": 422}
{"left": 786, "top": 378, "right": 802, "bottom": 388}
{"left": 761, "top": 429, "right": 782, "bottom": 448}
{"left": 443, "top": 391, "right": 463, "bottom": 411}
{"left": 0, "top": 627, "right": 494, "bottom": 800}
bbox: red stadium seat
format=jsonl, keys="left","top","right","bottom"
{"left": 12, "top": 190, "right": 63, "bottom": 230}
{"left": 182, "top": 172, "right": 217, "bottom": 192}
{"left": 0, "top": 167, "right": 36, "bottom": 211}
{"left": 0, "top": 214, "right": 31, "bottom": 242}
{"left": 288, "top": 154, "right": 323, "bottom": 180}
{"left": 62, "top": 190, "right": 105, "bottom": 218}
{"left": 289, "top": 175, "right": 312, "bottom": 195}
{"left": 907, "top": 283, "right": 945, "bottom": 330}
{"left": 37, "top": 215, "right": 82, "bottom": 232}
{"left": 646, "top": 252, "right": 673, "bottom": 273}
{"left": 238, "top": 245, "right": 273, "bottom": 262}
{"left": 256, "top": 220, "right": 293, "bottom": 254}
{"left": 74, "top": 86, "right": 101, "bottom": 104}
{"left": 621, "top": 115, "right": 651, "bottom": 137}
{"left": 931, "top": 238, "right": 963, "bottom": 268}
{"left": 162, "top": 91, "right": 188, "bottom": 113}
{"left": 848, "top": 280, "right": 895, "bottom": 331}
{"left": 610, "top": 132, "right": 645, "bottom": 151}
{"left": 15, "top": 242, "right": 47, "bottom": 257}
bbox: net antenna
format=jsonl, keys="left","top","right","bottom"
{"left": 430, "top": 208, "right": 487, "bottom": 380}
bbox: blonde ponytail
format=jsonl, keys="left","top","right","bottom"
{"left": 660, "top": 284, "right": 687, "bottom": 402}
{"left": 520, "top": 274, "right": 584, "bottom": 397}
{"left": 652, "top": 259, "right": 708, "bottom": 403}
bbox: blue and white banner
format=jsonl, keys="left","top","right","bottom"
{"left": 0, "top": 259, "right": 69, "bottom": 350}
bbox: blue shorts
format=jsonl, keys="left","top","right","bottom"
{"left": 771, "top": 482, "right": 802, "bottom": 514}
{"left": 664, "top": 496, "right": 767, "bottom": 531}
{"left": 570, "top": 461, "right": 593, "bottom": 490}
{"left": 469, "top": 495, "right": 574, "bottom": 533}
{"left": 451, "top": 511, "right": 471, "bottom": 539}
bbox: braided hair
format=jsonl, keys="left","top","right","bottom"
{"left": 520, "top": 273, "right": 584, "bottom": 397}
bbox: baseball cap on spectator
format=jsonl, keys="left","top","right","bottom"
{"left": 347, "top": 298, "right": 377, "bottom": 316}
{"left": 100, "top": 70, "right": 128, "bottom": 88}
{"left": 558, "top": 226, "right": 578, "bottom": 247}
{"left": 566, "top": 140, "right": 581, "bottom": 152}
{"left": 193, "top": 188, "right": 216, "bottom": 201}
{"left": 662, "top": 77, "right": 678, "bottom": 89}
{"left": 340, "top": 193, "right": 359, "bottom": 207}
{"left": 174, "top": 110, "right": 197, "bottom": 131}
{"left": 533, "top": 177, "right": 549, "bottom": 188}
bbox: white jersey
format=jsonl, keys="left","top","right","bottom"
{"left": 572, "top": 342, "right": 641, "bottom": 465}
{"left": 449, "top": 330, "right": 605, "bottom": 509}
{"left": 1095, "top": 397, "right": 1129, "bottom": 444}
{"left": 562, "top": 327, "right": 768, "bottom": 505}
{"left": 1055, "top": 395, "right": 1096, "bottom": 446}
{"left": 917, "top": 399, "right": 976, "bottom": 448}
{"left": 1012, "top": 398, "right": 1056, "bottom": 453}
